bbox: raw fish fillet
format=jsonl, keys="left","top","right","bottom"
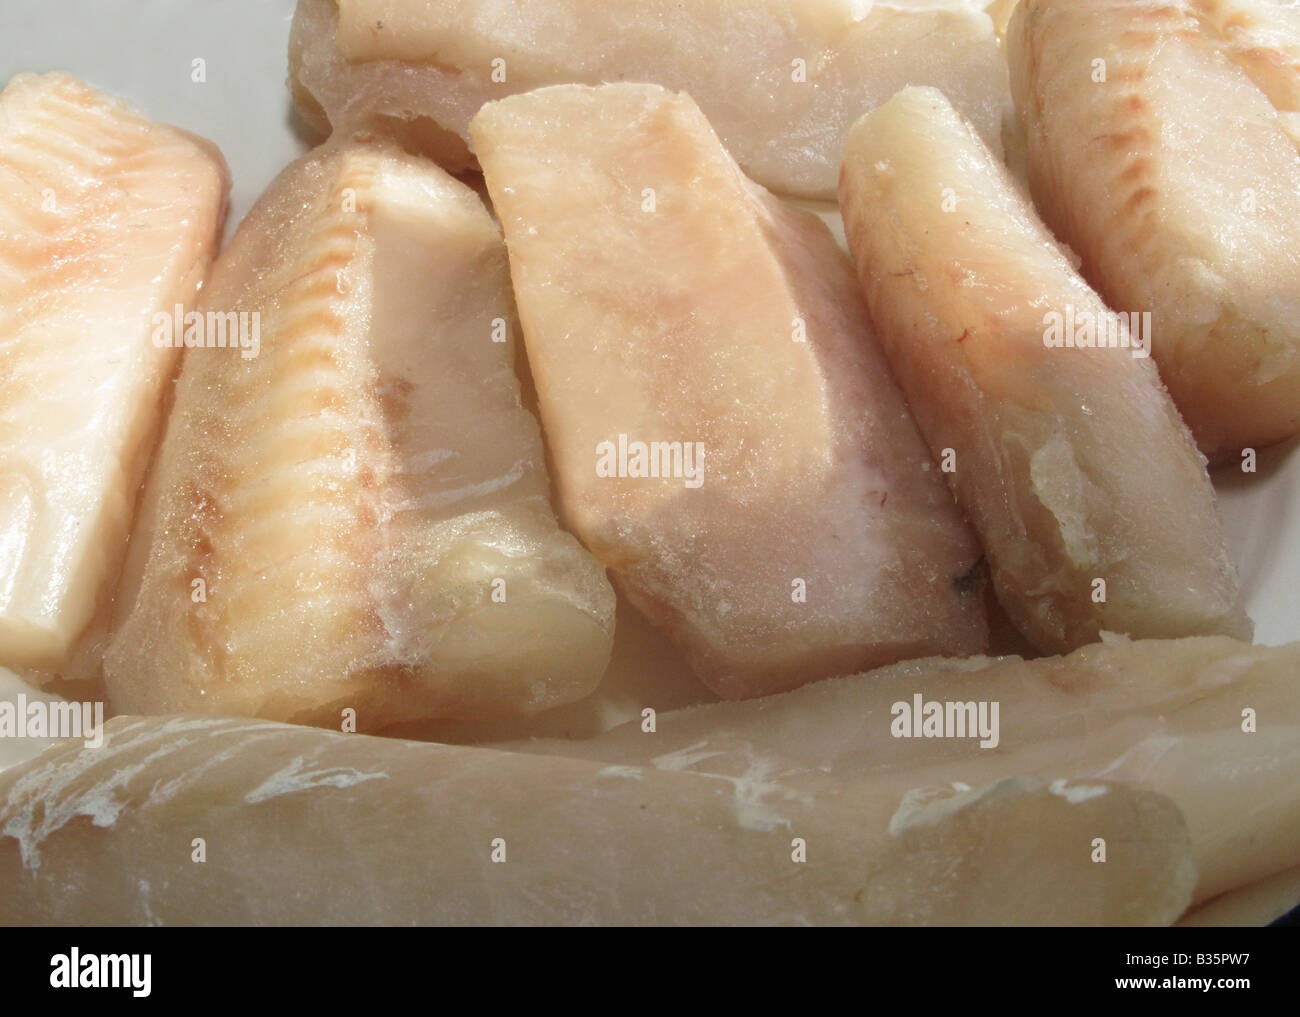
{"left": 0, "top": 72, "right": 227, "bottom": 673}
{"left": 514, "top": 634, "right": 1300, "bottom": 905}
{"left": 472, "top": 83, "right": 988, "bottom": 699}
{"left": 1008, "top": 0, "right": 1300, "bottom": 461}
{"left": 289, "top": 0, "right": 1010, "bottom": 199}
{"left": 103, "top": 142, "right": 616, "bottom": 727}
{"left": 0, "top": 714, "right": 1193, "bottom": 925}
{"left": 838, "top": 87, "right": 1249, "bottom": 653}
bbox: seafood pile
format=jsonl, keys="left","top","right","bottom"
{"left": 0, "top": 0, "right": 1298, "bottom": 925}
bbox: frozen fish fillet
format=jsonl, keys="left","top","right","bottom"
{"left": 0, "top": 715, "right": 1193, "bottom": 925}
{"left": 289, "top": 0, "right": 1010, "bottom": 199}
{"left": 103, "top": 142, "right": 616, "bottom": 727}
{"left": 513, "top": 634, "right": 1300, "bottom": 904}
{"left": 1008, "top": 0, "right": 1300, "bottom": 461}
{"left": 0, "top": 72, "right": 227, "bottom": 673}
{"left": 838, "top": 87, "right": 1249, "bottom": 653}
{"left": 472, "top": 83, "right": 988, "bottom": 699}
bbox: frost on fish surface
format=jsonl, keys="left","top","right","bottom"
{"left": 650, "top": 738, "right": 808, "bottom": 833}
{"left": 888, "top": 776, "right": 1039, "bottom": 836}
{"left": 650, "top": 740, "right": 727, "bottom": 773}
{"left": 3, "top": 741, "right": 182, "bottom": 871}
{"left": 243, "top": 755, "right": 389, "bottom": 804}
{"left": 1048, "top": 778, "right": 1109, "bottom": 804}
{"left": 0, "top": 716, "right": 306, "bottom": 868}
{"left": 722, "top": 757, "right": 814, "bottom": 833}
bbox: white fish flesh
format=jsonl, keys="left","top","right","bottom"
{"left": 289, "top": 0, "right": 1010, "bottom": 199}
{"left": 1007, "top": 0, "right": 1300, "bottom": 461}
{"left": 471, "top": 83, "right": 989, "bottom": 700}
{"left": 838, "top": 86, "right": 1249, "bottom": 653}
{"left": 0, "top": 72, "right": 228, "bottom": 673}
{"left": 103, "top": 142, "right": 616, "bottom": 727}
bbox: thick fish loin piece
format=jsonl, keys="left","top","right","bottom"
{"left": 838, "top": 87, "right": 1249, "bottom": 653}
{"left": 289, "top": 0, "right": 1010, "bottom": 199}
{"left": 1008, "top": 0, "right": 1300, "bottom": 461}
{"left": 471, "top": 83, "right": 988, "bottom": 700}
{"left": 0, "top": 715, "right": 1193, "bottom": 925}
{"left": 0, "top": 73, "right": 227, "bottom": 673}
{"left": 103, "top": 142, "right": 616, "bottom": 727}
{"left": 513, "top": 634, "right": 1300, "bottom": 905}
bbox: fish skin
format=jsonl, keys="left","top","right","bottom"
{"left": 1007, "top": 0, "right": 1300, "bottom": 462}
{"left": 290, "top": 0, "right": 1010, "bottom": 199}
{"left": 471, "top": 83, "right": 988, "bottom": 700}
{"left": 839, "top": 86, "right": 1250, "bottom": 653}
{"left": 103, "top": 141, "right": 616, "bottom": 728}
{"left": 0, "top": 72, "right": 228, "bottom": 673}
